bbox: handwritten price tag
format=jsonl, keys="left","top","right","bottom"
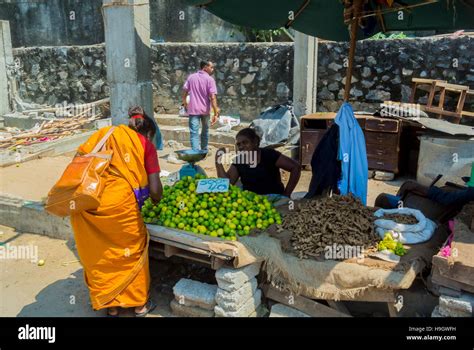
{"left": 196, "top": 178, "right": 229, "bottom": 194}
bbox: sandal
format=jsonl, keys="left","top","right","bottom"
{"left": 135, "top": 299, "right": 157, "bottom": 317}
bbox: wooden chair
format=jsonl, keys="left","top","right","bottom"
{"left": 424, "top": 82, "right": 469, "bottom": 124}
{"left": 409, "top": 78, "right": 446, "bottom": 104}
{"left": 461, "top": 90, "right": 474, "bottom": 122}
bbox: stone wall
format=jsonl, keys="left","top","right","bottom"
{"left": 317, "top": 36, "right": 474, "bottom": 113}
{"left": 12, "top": 43, "right": 293, "bottom": 120}
{"left": 13, "top": 45, "right": 108, "bottom": 106}
{"left": 11, "top": 37, "right": 474, "bottom": 121}
{"left": 151, "top": 43, "right": 293, "bottom": 119}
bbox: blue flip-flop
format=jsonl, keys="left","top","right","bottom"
{"left": 135, "top": 299, "right": 157, "bottom": 317}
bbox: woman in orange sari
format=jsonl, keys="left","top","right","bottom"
{"left": 71, "top": 106, "right": 163, "bottom": 317}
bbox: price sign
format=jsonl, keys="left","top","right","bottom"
{"left": 196, "top": 178, "right": 229, "bottom": 194}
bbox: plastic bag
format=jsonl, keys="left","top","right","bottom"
{"left": 216, "top": 115, "right": 240, "bottom": 133}
{"left": 179, "top": 106, "right": 188, "bottom": 117}
{"left": 250, "top": 102, "right": 300, "bottom": 147}
{"left": 374, "top": 208, "right": 437, "bottom": 244}
{"left": 219, "top": 115, "right": 240, "bottom": 127}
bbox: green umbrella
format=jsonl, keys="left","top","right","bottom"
{"left": 185, "top": 0, "right": 474, "bottom": 101}
{"left": 186, "top": 0, "right": 474, "bottom": 41}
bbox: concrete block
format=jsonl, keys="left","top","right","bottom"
{"left": 173, "top": 278, "right": 217, "bottom": 310}
{"left": 0, "top": 194, "right": 72, "bottom": 240}
{"left": 368, "top": 170, "right": 375, "bottom": 179}
{"left": 214, "top": 289, "right": 261, "bottom": 317}
{"left": 374, "top": 171, "right": 395, "bottom": 181}
{"left": 3, "top": 113, "right": 38, "bottom": 129}
{"left": 216, "top": 287, "right": 261, "bottom": 313}
{"left": 215, "top": 263, "right": 261, "bottom": 292}
{"left": 215, "top": 278, "right": 258, "bottom": 310}
{"left": 170, "top": 300, "right": 214, "bottom": 317}
{"left": 438, "top": 286, "right": 462, "bottom": 298}
{"left": 437, "top": 304, "right": 471, "bottom": 317}
{"left": 431, "top": 306, "right": 444, "bottom": 318}
{"left": 270, "top": 303, "right": 311, "bottom": 318}
{"left": 439, "top": 294, "right": 474, "bottom": 316}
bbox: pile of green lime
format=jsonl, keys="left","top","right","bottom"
{"left": 141, "top": 174, "right": 282, "bottom": 241}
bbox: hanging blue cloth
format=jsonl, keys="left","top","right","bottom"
{"left": 334, "top": 102, "right": 368, "bottom": 205}
{"left": 153, "top": 120, "right": 164, "bottom": 150}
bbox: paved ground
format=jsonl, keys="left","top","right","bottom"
{"left": 0, "top": 224, "right": 221, "bottom": 317}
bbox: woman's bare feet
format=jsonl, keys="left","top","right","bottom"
{"left": 135, "top": 304, "right": 147, "bottom": 314}
{"left": 107, "top": 307, "right": 119, "bottom": 316}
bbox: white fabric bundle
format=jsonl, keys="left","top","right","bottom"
{"left": 374, "top": 208, "right": 437, "bottom": 244}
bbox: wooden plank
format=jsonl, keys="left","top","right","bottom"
{"left": 431, "top": 265, "right": 474, "bottom": 294}
{"left": 327, "top": 301, "right": 351, "bottom": 316}
{"left": 432, "top": 255, "right": 474, "bottom": 287}
{"left": 150, "top": 243, "right": 216, "bottom": 267}
{"left": 462, "top": 110, "right": 474, "bottom": 117}
{"left": 387, "top": 302, "right": 400, "bottom": 317}
{"left": 412, "top": 78, "right": 446, "bottom": 84}
{"left": 263, "top": 285, "right": 351, "bottom": 317}
{"left": 425, "top": 107, "right": 462, "bottom": 118}
{"left": 164, "top": 245, "right": 179, "bottom": 258}
{"left": 308, "top": 288, "right": 397, "bottom": 303}
{"left": 456, "top": 90, "right": 467, "bottom": 114}
{"left": 211, "top": 256, "right": 226, "bottom": 270}
{"left": 426, "top": 81, "right": 438, "bottom": 108}
{"left": 152, "top": 236, "right": 233, "bottom": 262}
{"left": 148, "top": 224, "right": 237, "bottom": 258}
{"left": 436, "top": 82, "right": 469, "bottom": 91}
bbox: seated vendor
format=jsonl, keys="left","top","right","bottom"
{"left": 375, "top": 168, "right": 474, "bottom": 222}
{"left": 215, "top": 128, "right": 301, "bottom": 197}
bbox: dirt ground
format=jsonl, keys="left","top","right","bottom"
{"left": 0, "top": 224, "right": 221, "bottom": 317}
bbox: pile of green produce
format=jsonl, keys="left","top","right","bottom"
{"left": 377, "top": 232, "right": 407, "bottom": 256}
{"left": 368, "top": 32, "right": 408, "bottom": 40}
{"left": 141, "top": 174, "right": 282, "bottom": 241}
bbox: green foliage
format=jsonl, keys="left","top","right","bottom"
{"left": 368, "top": 32, "right": 408, "bottom": 40}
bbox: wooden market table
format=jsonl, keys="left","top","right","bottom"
{"left": 147, "top": 224, "right": 260, "bottom": 270}
{"left": 146, "top": 221, "right": 445, "bottom": 317}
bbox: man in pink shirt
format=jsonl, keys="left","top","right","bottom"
{"left": 182, "top": 61, "right": 220, "bottom": 151}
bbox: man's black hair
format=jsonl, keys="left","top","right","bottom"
{"left": 200, "top": 60, "right": 211, "bottom": 69}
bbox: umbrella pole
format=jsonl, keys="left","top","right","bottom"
{"left": 343, "top": 0, "right": 363, "bottom": 102}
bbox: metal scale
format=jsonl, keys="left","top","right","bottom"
{"left": 175, "top": 149, "right": 208, "bottom": 179}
